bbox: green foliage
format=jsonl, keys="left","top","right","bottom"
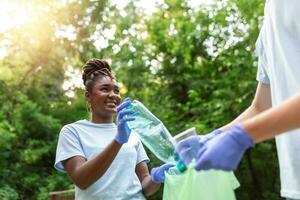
{"left": 0, "top": 185, "right": 19, "bottom": 200}
{"left": 0, "top": 0, "right": 281, "bottom": 199}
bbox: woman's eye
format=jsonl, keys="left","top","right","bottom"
{"left": 100, "top": 88, "right": 108, "bottom": 92}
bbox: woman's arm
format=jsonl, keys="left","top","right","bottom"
{"left": 63, "top": 140, "right": 122, "bottom": 189}
{"left": 220, "top": 83, "right": 272, "bottom": 131}
{"left": 63, "top": 100, "right": 135, "bottom": 189}
{"left": 243, "top": 91, "right": 300, "bottom": 142}
{"left": 135, "top": 162, "right": 161, "bottom": 197}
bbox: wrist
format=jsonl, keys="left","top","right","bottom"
{"left": 114, "top": 135, "right": 125, "bottom": 145}
{"left": 230, "top": 124, "right": 255, "bottom": 148}
{"left": 242, "top": 119, "right": 261, "bottom": 143}
{"left": 113, "top": 138, "right": 123, "bottom": 146}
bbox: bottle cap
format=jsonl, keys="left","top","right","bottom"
{"left": 176, "top": 161, "right": 187, "bottom": 173}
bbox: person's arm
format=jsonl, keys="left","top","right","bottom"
{"left": 175, "top": 83, "right": 272, "bottom": 169}
{"left": 243, "top": 91, "right": 300, "bottom": 143}
{"left": 190, "top": 91, "right": 300, "bottom": 171}
{"left": 63, "top": 99, "right": 135, "bottom": 189}
{"left": 63, "top": 140, "right": 122, "bottom": 189}
{"left": 220, "top": 83, "right": 272, "bottom": 131}
{"left": 135, "top": 162, "right": 161, "bottom": 197}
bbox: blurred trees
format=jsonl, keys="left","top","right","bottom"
{"left": 0, "top": 0, "right": 280, "bottom": 199}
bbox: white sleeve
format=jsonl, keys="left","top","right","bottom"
{"left": 54, "top": 125, "right": 86, "bottom": 172}
{"left": 136, "top": 140, "right": 150, "bottom": 164}
{"left": 255, "top": 24, "right": 270, "bottom": 84}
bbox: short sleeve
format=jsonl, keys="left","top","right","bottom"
{"left": 54, "top": 126, "right": 86, "bottom": 172}
{"left": 255, "top": 25, "right": 270, "bottom": 84}
{"left": 136, "top": 140, "right": 150, "bottom": 165}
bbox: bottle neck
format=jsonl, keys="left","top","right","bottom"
{"left": 176, "top": 161, "right": 187, "bottom": 173}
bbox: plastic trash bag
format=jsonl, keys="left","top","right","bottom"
{"left": 163, "top": 164, "right": 240, "bottom": 200}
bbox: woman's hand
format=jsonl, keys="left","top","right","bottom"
{"left": 115, "top": 98, "right": 136, "bottom": 144}
{"left": 150, "top": 163, "right": 174, "bottom": 183}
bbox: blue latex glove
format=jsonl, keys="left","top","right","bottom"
{"left": 175, "top": 129, "right": 222, "bottom": 166}
{"left": 151, "top": 163, "right": 174, "bottom": 183}
{"left": 115, "top": 98, "right": 135, "bottom": 144}
{"left": 195, "top": 124, "right": 255, "bottom": 171}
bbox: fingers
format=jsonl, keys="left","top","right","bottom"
{"left": 117, "top": 109, "right": 136, "bottom": 126}
{"left": 199, "top": 135, "right": 212, "bottom": 145}
{"left": 118, "top": 117, "right": 135, "bottom": 125}
{"left": 150, "top": 167, "right": 160, "bottom": 183}
{"left": 123, "top": 117, "right": 135, "bottom": 122}
{"left": 118, "top": 109, "right": 134, "bottom": 118}
{"left": 175, "top": 135, "right": 200, "bottom": 155}
{"left": 194, "top": 147, "right": 207, "bottom": 171}
{"left": 178, "top": 147, "right": 193, "bottom": 166}
{"left": 175, "top": 142, "right": 186, "bottom": 153}
{"left": 195, "top": 157, "right": 209, "bottom": 171}
{"left": 196, "top": 145, "right": 206, "bottom": 159}
{"left": 117, "top": 98, "right": 131, "bottom": 112}
{"left": 161, "top": 163, "right": 174, "bottom": 171}
{"left": 176, "top": 139, "right": 191, "bottom": 149}
{"left": 123, "top": 97, "right": 131, "bottom": 102}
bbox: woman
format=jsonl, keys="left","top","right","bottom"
{"left": 54, "top": 59, "right": 172, "bottom": 200}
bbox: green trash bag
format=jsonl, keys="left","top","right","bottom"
{"left": 163, "top": 164, "right": 240, "bottom": 200}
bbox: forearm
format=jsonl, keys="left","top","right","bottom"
{"left": 220, "top": 83, "right": 272, "bottom": 131}
{"left": 220, "top": 105, "right": 264, "bottom": 131}
{"left": 141, "top": 176, "right": 161, "bottom": 197}
{"left": 71, "top": 140, "right": 122, "bottom": 189}
{"left": 243, "top": 92, "right": 300, "bottom": 143}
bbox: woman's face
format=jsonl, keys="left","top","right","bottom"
{"left": 86, "top": 76, "right": 121, "bottom": 120}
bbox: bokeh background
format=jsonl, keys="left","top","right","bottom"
{"left": 0, "top": 0, "right": 281, "bottom": 199}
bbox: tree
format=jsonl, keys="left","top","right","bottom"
{"left": 0, "top": 0, "right": 280, "bottom": 199}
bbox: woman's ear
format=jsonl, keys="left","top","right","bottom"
{"left": 85, "top": 91, "right": 91, "bottom": 103}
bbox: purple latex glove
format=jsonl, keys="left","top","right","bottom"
{"left": 115, "top": 98, "right": 135, "bottom": 144}
{"left": 151, "top": 163, "right": 174, "bottom": 183}
{"left": 195, "top": 124, "right": 255, "bottom": 171}
{"left": 175, "top": 129, "right": 222, "bottom": 166}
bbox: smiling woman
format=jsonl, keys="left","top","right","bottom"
{"left": 54, "top": 58, "right": 166, "bottom": 200}
{"left": 82, "top": 59, "right": 121, "bottom": 123}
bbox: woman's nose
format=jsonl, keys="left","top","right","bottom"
{"left": 108, "top": 90, "right": 113, "bottom": 96}
{"left": 108, "top": 90, "right": 116, "bottom": 97}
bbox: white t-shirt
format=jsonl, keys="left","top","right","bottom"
{"left": 256, "top": 0, "right": 300, "bottom": 198}
{"left": 54, "top": 119, "right": 149, "bottom": 200}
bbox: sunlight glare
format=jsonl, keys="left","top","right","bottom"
{"left": 0, "top": 2, "right": 32, "bottom": 33}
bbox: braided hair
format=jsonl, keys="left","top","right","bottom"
{"left": 82, "top": 59, "right": 115, "bottom": 92}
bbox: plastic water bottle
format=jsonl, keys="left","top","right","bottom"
{"left": 126, "top": 100, "right": 177, "bottom": 165}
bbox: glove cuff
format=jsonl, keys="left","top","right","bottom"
{"left": 230, "top": 124, "right": 255, "bottom": 149}
{"left": 114, "top": 134, "right": 125, "bottom": 145}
